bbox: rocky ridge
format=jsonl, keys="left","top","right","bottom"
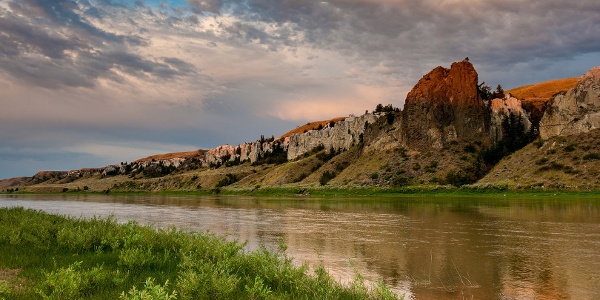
{"left": 3, "top": 62, "right": 600, "bottom": 192}
{"left": 540, "top": 67, "right": 600, "bottom": 139}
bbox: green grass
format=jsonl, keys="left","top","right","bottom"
{"left": 0, "top": 207, "right": 399, "bottom": 300}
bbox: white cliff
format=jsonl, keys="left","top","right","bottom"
{"left": 540, "top": 66, "right": 600, "bottom": 139}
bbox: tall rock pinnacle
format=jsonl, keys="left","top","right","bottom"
{"left": 401, "top": 61, "right": 489, "bottom": 149}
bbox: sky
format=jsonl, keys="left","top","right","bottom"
{"left": 1, "top": 0, "right": 599, "bottom": 179}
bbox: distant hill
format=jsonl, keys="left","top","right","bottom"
{"left": 134, "top": 150, "right": 205, "bottom": 163}
{"left": 508, "top": 78, "right": 578, "bottom": 100}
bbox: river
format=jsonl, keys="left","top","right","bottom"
{"left": 1, "top": 194, "right": 599, "bottom": 299}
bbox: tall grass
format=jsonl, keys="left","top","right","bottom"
{"left": 0, "top": 207, "right": 399, "bottom": 299}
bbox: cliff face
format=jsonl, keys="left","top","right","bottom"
{"left": 401, "top": 61, "right": 489, "bottom": 149}
{"left": 539, "top": 66, "right": 600, "bottom": 139}
{"left": 489, "top": 95, "right": 532, "bottom": 143}
{"left": 286, "top": 114, "right": 378, "bottom": 160}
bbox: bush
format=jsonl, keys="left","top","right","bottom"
{"left": 320, "top": 171, "right": 337, "bottom": 185}
{"left": 120, "top": 278, "right": 177, "bottom": 300}
{"left": 583, "top": 153, "right": 600, "bottom": 160}
{"left": 444, "top": 170, "right": 471, "bottom": 187}
{"left": 216, "top": 173, "right": 238, "bottom": 188}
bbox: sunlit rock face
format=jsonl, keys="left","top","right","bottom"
{"left": 401, "top": 61, "right": 489, "bottom": 149}
{"left": 540, "top": 66, "right": 600, "bottom": 139}
{"left": 285, "top": 113, "right": 379, "bottom": 160}
{"left": 489, "top": 95, "right": 532, "bottom": 143}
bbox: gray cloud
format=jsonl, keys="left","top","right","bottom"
{"left": 0, "top": 0, "right": 197, "bottom": 88}
{"left": 1, "top": 0, "right": 599, "bottom": 179}
{"left": 185, "top": 0, "right": 600, "bottom": 81}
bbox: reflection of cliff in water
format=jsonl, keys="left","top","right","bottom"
{"left": 261, "top": 199, "right": 600, "bottom": 299}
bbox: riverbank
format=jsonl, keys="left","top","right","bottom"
{"left": 4, "top": 184, "right": 600, "bottom": 199}
{"left": 0, "top": 207, "right": 398, "bottom": 300}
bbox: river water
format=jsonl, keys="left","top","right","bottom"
{"left": 1, "top": 194, "right": 599, "bottom": 299}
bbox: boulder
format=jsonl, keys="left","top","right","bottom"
{"left": 539, "top": 66, "right": 600, "bottom": 139}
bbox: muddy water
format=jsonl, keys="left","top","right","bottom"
{"left": 1, "top": 194, "right": 599, "bottom": 299}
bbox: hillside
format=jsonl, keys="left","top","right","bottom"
{"left": 478, "top": 129, "right": 600, "bottom": 190}
{"left": 2, "top": 63, "right": 599, "bottom": 194}
{"left": 508, "top": 78, "right": 578, "bottom": 100}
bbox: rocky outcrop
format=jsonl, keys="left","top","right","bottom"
{"left": 401, "top": 61, "right": 489, "bottom": 149}
{"left": 286, "top": 114, "right": 378, "bottom": 160}
{"left": 539, "top": 66, "right": 600, "bottom": 139}
{"left": 489, "top": 94, "right": 532, "bottom": 143}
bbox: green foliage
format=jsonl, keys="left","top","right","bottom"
{"left": 373, "top": 104, "right": 400, "bottom": 114}
{"left": 443, "top": 170, "right": 472, "bottom": 187}
{"left": 0, "top": 280, "right": 11, "bottom": 300}
{"left": 320, "top": 171, "right": 337, "bottom": 185}
{"left": 583, "top": 153, "right": 600, "bottom": 160}
{"left": 481, "top": 112, "right": 533, "bottom": 166}
{"left": 252, "top": 142, "right": 288, "bottom": 166}
{"left": 37, "top": 261, "right": 118, "bottom": 300}
{"left": 120, "top": 278, "right": 177, "bottom": 300}
{"left": 0, "top": 207, "right": 399, "bottom": 300}
{"left": 216, "top": 173, "right": 238, "bottom": 188}
{"left": 564, "top": 144, "right": 576, "bottom": 152}
{"left": 424, "top": 161, "right": 438, "bottom": 173}
{"left": 316, "top": 147, "right": 338, "bottom": 162}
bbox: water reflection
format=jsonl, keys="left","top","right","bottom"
{"left": 1, "top": 194, "right": 599, "bottom": 299}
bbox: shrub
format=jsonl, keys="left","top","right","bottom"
{"left": 464, "top": 144, "right": 476, "bottom": 153}
{"left": 120, "top": 278, "right": 177, "bottom": 300}
{"left": 583, "top": 153, "right": 600, "bottom": 160}
{"left": 444, "top": 170, "right": 471, "bottom": 187}
{"left": 320, "top": 171, "right": 336, "bottom": 185}
{"left": 564, "top": 144, "right": 576, "bottom": 152}
{"left": 216, "top": 173, "right": 238, "bottom": 188}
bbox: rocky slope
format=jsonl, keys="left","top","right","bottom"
{"left": 539, "top": 67, "right": 600, "bottom": 139}
{"left": 3, "top": 62, "right": 600, "bottom": 193}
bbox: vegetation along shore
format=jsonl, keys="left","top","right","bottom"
{"left": 0, "top": 207, "right": 399, "bottom": 300}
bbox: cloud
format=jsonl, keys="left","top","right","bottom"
{"left": 0, "top": 0, "right": 199, "bottom": 88}
{"left": 1, "top": 0, "right": 599, "bottom": 178}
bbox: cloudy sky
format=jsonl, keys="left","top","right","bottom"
{"left": 1, "top": 0, "right": 599, "bottom": 179}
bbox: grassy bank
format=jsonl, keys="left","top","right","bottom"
{"left": 146, "top": 184, "right": 600, "bottom": 198}
{"left": 0, "top": 207, "right": 398, "bottom": 300}
{"left": 4, "top": 184, "right": 600, "bottom": 199}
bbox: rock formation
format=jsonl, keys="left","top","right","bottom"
{"left": 539, "top": 66, "right": 600, "bottom": 139}
{"left": 401, "top": 61, "right": 489, "bottom": 148}
{"left": 489, "top": 94, "right": 532, "bottom": 143}
{"left": 286, "top": 114, "right": 378, "bottom": 159}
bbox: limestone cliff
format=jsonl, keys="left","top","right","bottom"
{"left": 286, "top": 114, "right": 379, "bottom": 160}
{"left": 539, "top": 66, "right": 600, "bottom": 139}
{"left": 401, "top": 61, "right": 489, "bottom": 149}
{"left": 489, "top": 94, "right": 532, "bottom": 143}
